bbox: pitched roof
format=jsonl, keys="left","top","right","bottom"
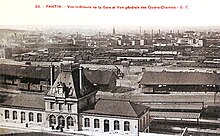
{"left": 140, "top": 71, "right": 220, "bottom": 85}
{"left": 84, "top": 69, "right": 117, "bottom": 85}
{"left": 0, "top": 92, "right": 45, "bottom": 110}
{"left": 0, "top": 64, "right": 59, "bottom": 79}
{"left": 82, "top": 99, "right": 149, "bottom": 118}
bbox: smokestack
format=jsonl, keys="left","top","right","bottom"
{"left": 143, "top": 30, "right": 146, "bottom": 39}
{"left": 85, "top": 38, "right": 86, "bottom": 46}
{"left": 76, "top": 32, "right": 79, "bottom": 39}
{"left": 152, "top": 29, "right": 154, "bottom": 40}
{"left": 79, "top": 67, "right": 83, "bottom": 90}
{"left": 139, "top": 26, "right": 141, "bottom": 35}
{"left": 98, "top": 31, "right": 101, "bottom": 38}
{"left": 113, "top": 27, "right": 115, "bottom": 35}
{"left": 50, "top": 64, "right": 55, "bottom": 88}
{"left": 159, "top": 29, "right": 160, "bottom": 35}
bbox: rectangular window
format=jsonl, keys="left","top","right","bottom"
{"left": 68, "top": 104, "right": 72, "bottom": 111}
{"left": 50, "top": 102, "right": 55, "bottom": 110}
{"left": 21, "top": 112, "right": 25, "bottom": 123}
{"left": 59, "top": 103, "right": 63, "bottom": 111}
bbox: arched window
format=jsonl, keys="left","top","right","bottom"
{"left": 29, "top": 112, "right": 34, "bottom": 122}
{"left": 67, "top": 116, "right": 74, "bottom": 129}
{"left": 58, "top": 115, "right": 65, "bottom": 127}
{"left": 5, "top": 110, "right": 9, "bottom": 119}
{"left": 49, "top": 115, "right": 56, "bottom": 127}
{"left": 13, "top": 111, "right": 17, "bottom": 120}
{"left": 37, "top": 113, "right": 42, "bottom": 122}
{"left": 84, "top": 118, "right": 90, "bottom": 127}
{"left": 94, "top": 119, "right": 99, "bottom": 128}
{"left": 124, "top": 121, "right": 130, "bottom": 131}
{"left": 114, "top": 120, "right": 120, "bottom": 130}
{"left": 21, "top": 112, "right": 25, "bottom": 123}
{"left": 104, "top": 120, "right": 109, "bottom": 132}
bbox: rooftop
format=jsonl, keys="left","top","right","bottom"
{"left": 143, "top": 103, "right": 203, "bottom": 110}
{"left": 151, "top": 111, "right": 201, "bottom": 119}
{"left": 82, "top": 98, "right": 149, "bottom": 118}
{"left": 0, "top": 64, "right": 59, "bottom": 80}
{"left": 84, "top": 68, "right": 117, "bottom": 85}
{"left": 140, "top": 71, "right": 220, "bottom": 85}
{"left": 0, "top": 92, "right": 45, "bottom": 110}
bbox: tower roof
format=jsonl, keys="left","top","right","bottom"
{"left": 46, "top": 64, "right": 95, "bottom": 99}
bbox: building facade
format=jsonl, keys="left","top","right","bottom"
{"left": 0, "top": 63, "right": 150, "bottom": 135}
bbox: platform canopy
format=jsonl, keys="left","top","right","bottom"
{"left": 150, "top": 111, "right": 201, "bottom": 119}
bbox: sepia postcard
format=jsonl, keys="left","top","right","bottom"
{"left": 0, "top": 0, "right": 220, "bottom": 136}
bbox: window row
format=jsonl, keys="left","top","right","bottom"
{"left": 5, "top": 110, "right": 42, "bottom": 123}
{"left": 84, "top": 118, "right": 130, "bottom": 131}
{"left": 49, "top": 115, "right": 74, "bottom": 129}
{"left": 50, "top": 102, "right": 72, "bottom": 111}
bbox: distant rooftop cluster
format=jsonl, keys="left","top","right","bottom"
{"left": 1, "top": 28, "right": 220, "bottom": 68}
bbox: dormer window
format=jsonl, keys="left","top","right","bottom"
{"left": 57, "top": 84, "right": 63, "bottom": 94}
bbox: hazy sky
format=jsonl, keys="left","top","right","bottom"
{"left": 0, "top": 0, "right": 220, "bottom": 26}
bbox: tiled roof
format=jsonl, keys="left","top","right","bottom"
{"left": 140, "top": 71, "right": 220, "bottom": 85}
{"left": 0, "top": 92, "right": 45, "bottom": 110}
{"left": 82, "top": 99, "right": 149, "bottom": 118}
